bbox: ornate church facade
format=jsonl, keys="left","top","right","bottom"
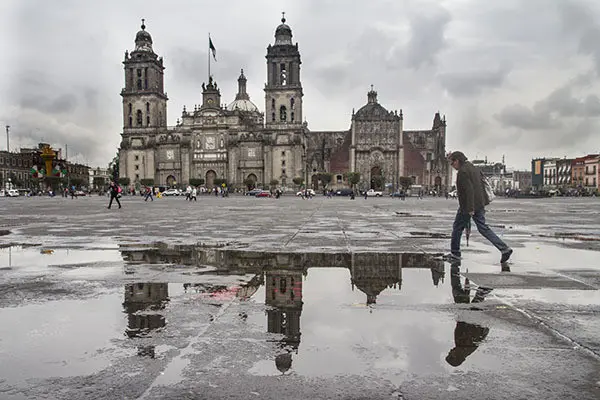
{"left": 118, "top": 18, "right": 449, "bottom": 192}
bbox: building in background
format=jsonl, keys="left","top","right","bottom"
{"left": 531, "top": 158, "right": 545, "bottom": 192}
{"left": 0, "top": 143, "right": 89, "bottom": 191}
{"left": 118, "top": 17, "right": 448, "bottom": 193}
{"left": 89, "top": 167, "right": 110, "bottom": 191}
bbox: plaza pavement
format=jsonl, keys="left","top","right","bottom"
{"left": 0, "top": 194, "right": 599, "bottom": 399}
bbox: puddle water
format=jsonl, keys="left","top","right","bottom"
{"left": 2, "top": 242, "right": 587, "bottom": 388}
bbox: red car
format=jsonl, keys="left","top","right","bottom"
{"left": 255, "top": 190, "right": 271, "bottom": 198}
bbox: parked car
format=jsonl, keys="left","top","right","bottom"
{"left": 365, "top": 189, "right": 383, "bottom": 197}
{"left": 390, "top": 191, "right": 405, "bottom": 198}
{"left": 4, "top": 189, "right": 19, "bottom": 197}
{"left": 246, "top": 188, "right": 263, "bottom": 196}
{"left": 162, "top": 188, "right": 181, "bottom": 196}
{"left": 296, "top": 189, "right": 316, "bottom": 196}
{"left": 334, "top": 188, "right": 354, "bottom": 196}
{"left": 74, "top": 190, "right": 86, "bottom": 197}
{"left": 255, "top": 190, "right": 272, "bottom": 198}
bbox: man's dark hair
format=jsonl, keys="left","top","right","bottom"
{"left": 448, "top": 151, "right": 468, "bottom": 166}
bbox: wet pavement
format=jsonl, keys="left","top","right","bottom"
{"left": 0, "top": 195, "right": 599, "bottom": 399}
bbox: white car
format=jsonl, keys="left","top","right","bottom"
{"left": 296, "top": 189, "right": 316, "bottom": 197}
{"left": 162, "top": 188, "right": 180, "bottom": 196}
{"left": 2, "top": 189, "right": 20, "bottom": 197}
{"left": 365, "top": 189, "right": 383, "bottom": 197}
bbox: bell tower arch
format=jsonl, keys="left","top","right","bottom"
{"left": 264, "top": 13, "right": 303, "bottom": 127}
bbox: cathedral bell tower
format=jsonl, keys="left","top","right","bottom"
{"left": 265, "top": 13, "right": 303, "bottom": 127}
{"left": 121, "top": 19, "right": 168, "bottom": 132}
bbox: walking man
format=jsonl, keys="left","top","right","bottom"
{"left": 144, "top": 186, "right": 153, "bottom": 202}
{"left": 446, "top": 151, "right": 512, "bottom": 263}
{"left": 107, "top": 181, "right": 122, "bottom": 209}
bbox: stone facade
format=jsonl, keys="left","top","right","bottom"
{"left": 118, "top": 18, "right": 448, "bottom": 192}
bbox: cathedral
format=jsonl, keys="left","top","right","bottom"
{"left": 118, "top": 17, "right": 449, "bottom": 192}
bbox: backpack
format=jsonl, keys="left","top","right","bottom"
{"left": 481, "top": 174, "right": 495, "bottom": 204}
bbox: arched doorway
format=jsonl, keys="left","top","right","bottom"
{"left": 205, "top": 170, "right": 216, "bottom": 188}
{"left": 246, "top": 173, "right": 257, "bottom": 190}
{"left": 311, "top": 174, "right": 319, "bottom": 190}
{"left": 370, "top": 166, "right": 383, "bottom": 190}
{"left": 166, "top": 175, "right": 177, "bottom": 187}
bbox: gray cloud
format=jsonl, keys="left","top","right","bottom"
{"left": 495, "top": 104, "right": 561, "bottom": 130}
{"left": 438, "top": 67, "right": 510, "bottom": 97}
{"left": 405, "top": 5, "right": 451, "bottom": 69}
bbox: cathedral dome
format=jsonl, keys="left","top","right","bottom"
{"left": 274, "top": 14, "right": 293, "bottom": 45}
{"left": 354, "top": 86, "right": 395, "bottom": 120}
{"left": 134, "top": 19, "right": 153, "bottom": 52}
{"left": 229, "top": 69, "right": 259, "bottom": 112}
{"left": 228, "top": 99, "right": 259, "bottom": 112}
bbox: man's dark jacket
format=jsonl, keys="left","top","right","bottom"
{"left": 456, "top": 161, "right": 487, "bottom": 213}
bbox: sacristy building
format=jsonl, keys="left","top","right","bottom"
{"left": 118, "top": 17, "right": 449, "bottom": 192}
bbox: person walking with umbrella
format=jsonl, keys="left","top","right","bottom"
{"left": 445, "top": 151, "right": 512, "bottom": 263}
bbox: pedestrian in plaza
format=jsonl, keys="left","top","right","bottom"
{"left": 446, "top": 151, "right": 513, "bottom": 263}
{"left": 190, "top": 186, "right": 197, "bottom": 201}
{"left": 107, "top": 181, "right": 122, "bottom": 209}
{"left": 144, "top": 186, "right": 153, "bottom": 202}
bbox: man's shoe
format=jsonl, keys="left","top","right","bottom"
{"left": 500, "top": 249, "right": 513, "bottom": 263}
{"left": 443, "top": 253, "right": 461, "bottom": 262}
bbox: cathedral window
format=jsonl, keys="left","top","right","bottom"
{"left": 280, "top": 63, "right": 287, "bottom": 85}
{"left": 146, "top": 102, "right": 150, "bottom": 112}
{"left": 135, "top": 165, "right": 139, "bottom": 170}
{"left": 280, "top": 278, "right": 287, "bottom": 294}
{"left": 146, "top": 116, "right": 150, "bottom": 126}
{"left": 271, "top": 112, "right": 275, "bottom": 122}
{"left": 144, "top": 79, "right": 148, "bottom": 89}
{"left": 290, "top": 98, "right": 294, "bottom": 109}
{"left": 279, "top": 105, "right": 287, "bottom": 122}
{"left": 135, "top": 155, "right": 139, "bottom": 161}
{"left": 128, "top": 117, "right": 132, "bottom": 127}
{"left": 281, "top": 151, "right": 285, "bottom": 157}
{"left": 337, "top": 175, "right": 342, "bottom": 183}
{"left": 137, "top": 69, "right": 142, "bottom": 77}
{"left": 282, "top": 168, "right": 286, "bottom": 175}
{"left": 136, "top": 110, "right": 142, "bottom": 126}
{"left": 128, "top": 103, "right": 132, "bottom": 114}
{"left": 282, "top": 160, "right": 286, "bottom": 166}
{"left": 291, "top": 112, "right": 295, "bottom": 122}
{"left": 137, "top": 79, "right": 142, "bottom": 90}
{"left": 271, "top": 98, "right": 275, "bottom": 109}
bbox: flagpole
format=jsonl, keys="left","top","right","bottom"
{"left": 208, "top": 33, "right": 211, "bottom": 81}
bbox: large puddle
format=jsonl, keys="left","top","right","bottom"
{"left": 0, "top": 243, "right": 579, "bottom": 389}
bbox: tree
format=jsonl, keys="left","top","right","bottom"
{"left": 269, "top": 179, "right": 279, "bottom": 189}
{"left": 292, "top": 177, "right": 304, "bottom": 187}
{"left": 318, "top": 173, "right": 332, "bottom": 188}
{"left": 189, "top": 178, "right": 205, "bottom": 187}
{"left": 118, "top": 177, "right": 130, "bottom": 187}
{"left": 108, "top": 153, "right": 119, "bottom": 181}
{"left": 243, "top": 177, "right": 256, "bottom": 190}
{"left": 345, "top": 172, "right": 360, "bottom": 191}
{"left": 371, "top": 175, "right": 385, "bottom": 190}
{"left": 399, "top": 176, "right": 413, "bottom": 190}
{"left": 140, "top": 178, "right": 154, "bottom": 187}
{"left": 214, "top": 178, "right": 227, "bottom": 187}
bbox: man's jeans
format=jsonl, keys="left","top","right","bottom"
{"left": 450, "top": 208, "right": 509, "bottom": 257}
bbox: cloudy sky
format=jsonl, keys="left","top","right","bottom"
{"left": 1, "top": 0, "right": 600, "bottom": 169}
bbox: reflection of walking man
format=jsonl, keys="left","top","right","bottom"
{"left": 447, "top": 151, "right": 512, "bottom": 263}
{"left": 107, "top": 181, "right": 122, "bottom": 209}
{"left": 445, "top": 321, "right": 490, "bottom": 367}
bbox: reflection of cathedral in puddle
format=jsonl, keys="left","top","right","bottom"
{"left": 265, "top": 264, "right": 303, "bottom": 374}
{"left": 350, "top": 253, "right": 445, "bottom": 305}
{"left": 123, "top": 283, "right": 169, "bottom": 358}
